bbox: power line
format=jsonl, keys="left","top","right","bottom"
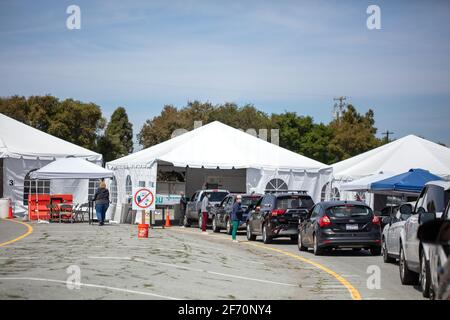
{"left": 333, "top": 96, "right": 347, "bottom": 120}
{"left": 382, "top": 130, "right": 395, "bottom": 142}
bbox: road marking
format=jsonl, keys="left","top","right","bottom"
{"left": 168, "top": 227, "right": 362, "bottom": 300}
{"left": 243, "top": 242, "right": 362, "bottom": 300}
{"left": 0, "top": 277, "right": 180, "bottom": 300}
{"left": 89, "top": 256, "right": 298, "bottom": 287}
{"left": 0, "top": 219, "right": 33, "bottom": 248}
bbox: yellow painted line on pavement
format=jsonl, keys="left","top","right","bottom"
{"left": 242, "top": 241, "right": 362, "bottom": 300}
{"left": 0, "top": 219, "right": 33, "bottom": 248}
{"left": 168, "top": 227, "right": 362, "bottom": 300}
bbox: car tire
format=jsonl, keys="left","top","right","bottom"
{"left": 183, "top": 215, "right": 190, "bottom": 227}
{"left": 419, "top": 249, "right": 431, "bottom": 298}
{"left": 399, "top": 245, "right": 419, "bottom": 285}
{"left": 370, "top": 246, "right": 382, "bottom": 256}
{"left": 313, "top": 234, "right": 323, "bottom": 256}
{"left": 382, "top": 238, "right": 395, "bottom": 263}
{"left": 262, "top": 224, "right": 272, "bottom": 244}
{"left": 212, "top": 217, "right": 220, "bottom": 233}
{"left": 247, "top": 224, "right": 256, "bottom": 241}
{"left": 226, "top": 219, "right": 232, "bottom": 235}
{"left": 298, "top": 232, "right": 307, "bottom": 251}
{"left": 290, "top": 235, "right": 298, "bottom": 243}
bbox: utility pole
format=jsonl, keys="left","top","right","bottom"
{"left": 333, "top": 96, "right": 347, "bottom": 120}
{"left": 382, "top": 130, "right": 394, "bottom": 142}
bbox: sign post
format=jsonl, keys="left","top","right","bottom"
{"left": 132, "top": 187, "right": 156, "bottom": 238}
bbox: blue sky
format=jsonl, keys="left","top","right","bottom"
{"left": 1, "top": 0, "right": 449, "bottom": 148}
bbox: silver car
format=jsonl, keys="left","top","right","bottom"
{"left": 418, "top": 210, "right": 450, "bottom": 300}
{"left": 401, "top": 181, "right": 450, "bottom": 298}
{"left": 382, "top": 203, "right": 414, "bottom": 264}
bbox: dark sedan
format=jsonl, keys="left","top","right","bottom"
{"left": 298, "top": 201, "right": 382, "bottom": 256}
{"left": 211, "top": 193, "right": 263, "bottom": 234}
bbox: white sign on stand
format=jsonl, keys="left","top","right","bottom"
{"left": 132, "top": 187, "right": 156, "bottom": 211}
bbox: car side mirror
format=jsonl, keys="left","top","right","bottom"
{"left": 419, "top": 211, "right": 436, "bottom": 225}
{"left": 418, "top": 220, "right": 450, "bottom": 244}
{"left": 382, "top": 216, "right": 391, "bottom": 225}
{"left": 399, "top": 204, "right": 413, "bottom": 215}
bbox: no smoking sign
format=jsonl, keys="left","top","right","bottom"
{"left": 132, "top": 187, "right": 156, "bottom": 210}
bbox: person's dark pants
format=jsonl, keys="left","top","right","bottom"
{"left": 95, "top": 203, "right": 109, "bottom": 224}
{"left": 202, "top": 212, "right": 208, "bottom": 232}
{"left": 179, "top": 207, "right": 186, "bottom": 226}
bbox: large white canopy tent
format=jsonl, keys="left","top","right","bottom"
{"left": 0, "top": 113, "right": 103, "bottom": 215}
{"left": 331, "top": 135, "right": 450, "bottom": 207}
{"left": 107, "top": 121, "right": 332, "bottom": 223}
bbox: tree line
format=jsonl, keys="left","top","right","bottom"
{"left": 1, "top": 95, "right": 384, "bottom": 165}
{"left": 138, "top": 101, "right": 383, "bottom": 164}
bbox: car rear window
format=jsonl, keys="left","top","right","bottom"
{"left": 203, "top": 192, "right": 228, "bottom": 202}
{"left": 326, "top": 205, "right": 372, "bottom": 217}
{"left": 276, "top": 196, "right": 314, "bottom": 209}
{"left": 241, "top": 196, "right": 261, "bottom": 207}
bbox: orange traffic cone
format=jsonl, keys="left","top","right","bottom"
{"left": 7, "top": 199, "right": 13, "bottom": 219}
{"left": 164, "top": 211, "right": 171, "bottom": 227}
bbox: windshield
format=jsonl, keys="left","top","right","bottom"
{"left": 327, "top": 205, "right": 372, "bottom": 217}
{"left": 203, "top": 192, "right": 228, "bottom": 202}
{"left": 276, "top": 196, "right": 314, "bottom": 209}
{"left": 241, "top": 196, "right": 261, "bottom": 207}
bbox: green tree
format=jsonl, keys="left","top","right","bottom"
{"left": 0, "top": 95, "right": 105, "bottom": 151}
{"left": 99, "top": 107, "right": 134, "bottom": 162}
{"left": 0, "top": 95, "right": 30, "bottom": 123}
{"left": 328, "top": 105, "right": 382, "bottom": 162}
{"left": 271, "top": 112, "right": 334, "bottom": 163}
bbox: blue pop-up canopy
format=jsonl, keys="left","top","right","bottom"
{"left": 371, "top": 168, "right": 442, "bottom": 194}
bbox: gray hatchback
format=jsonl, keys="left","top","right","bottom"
{"left": 298, "top": 201, "right": 382, "bottom": 256}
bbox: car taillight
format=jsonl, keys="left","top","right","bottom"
{"left": 271, "top": 209, "right": 286, "bottom": 216}
{"left": 319, "top": 215, "right": 331, "bottom": 228}
{"left": 372, "top": 216, "right": 381, "bottom": 225}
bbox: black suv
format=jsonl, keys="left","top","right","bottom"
{"left": 211, "top": 193, "right": 263, "bottom": 234}
{"left": 298, "top": 201, "right": 382, "bottom": 256}
{"left": 246, "top": 191, "right": 314, "bottom": 244}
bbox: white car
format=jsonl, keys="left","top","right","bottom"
{"left": 382, "top": 203, "right": 414, "bottom": 263}
{"left": 418, "top": 202, "right": 450, "bottom": 299}
{"left": 401, "top": 181, "right": 450, "bottom": 298}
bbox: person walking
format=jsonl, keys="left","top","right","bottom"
{"left": 200, "top": 193, "right": 210, "bottom": 234}
{"left": 93, "top": 181, "right": 110, "bottom": 226}
{"left": 179, "top": 191, "right": 187, "bottom": 227}
{"left": 231, "top": 195, "right": 242, "bottom": 243}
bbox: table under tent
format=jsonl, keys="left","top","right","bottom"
{"left": 106, "top": 121, "right": 333, "bottom": 224}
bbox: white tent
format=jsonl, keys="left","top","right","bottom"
{"left": 30, "top": 157, "right": 113, "bottom": 180}
{"left": 333, "top": 135, "right": 450, "bottom": 180}
{"left": 0, "top": 113, "right": 103, "bottom": 214}
{"left": 107, "top": 121, "right": 332, "bottom": 223}
{"left": 340, "top": 171, "right": 396, "bottom": 192}
{"left": 331, "top": 135, "right": 450, "bottom": 207}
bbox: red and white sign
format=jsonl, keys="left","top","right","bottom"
{"left": 132, "top": 187, "right": 155, "bottom": 210}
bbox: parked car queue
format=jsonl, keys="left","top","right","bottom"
{"left": 182, "top": 182, "right": 450, "bottom": 300}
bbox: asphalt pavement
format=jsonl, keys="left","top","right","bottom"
{"left": 0, "top": 220, "right": 424, "bottom": 300}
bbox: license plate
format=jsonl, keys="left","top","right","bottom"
{"left": 292, "top": 214, "right": 299, "bottom": 218}
{"left": 346, "top": 224, "right": 359, "bottom": 231}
